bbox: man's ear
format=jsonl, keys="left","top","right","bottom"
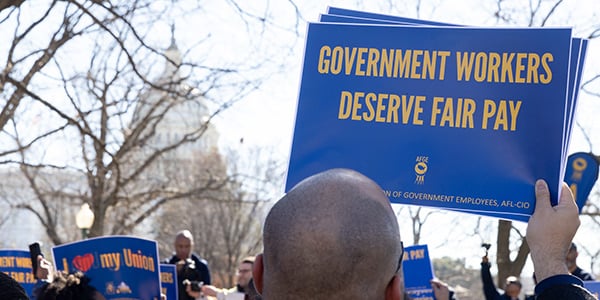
{"left": 252, "top": 253, "right": 264, "bottom": 295}
{"left": 385, "top": 274, "right": 402, "bottom": 300}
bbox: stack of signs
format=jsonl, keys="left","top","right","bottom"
{"left": 285, "top": 7, "right": 589, "bottom": 222}
{"left": 402, "top": 244, "right": 435, "bottom": 299}
{"left": 52, "top": 236, "right": 161, "bottom": 300}
{"left": 0, "top": 249, "right": 38, "bottom": 297}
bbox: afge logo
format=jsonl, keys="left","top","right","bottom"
{"left": 414, "top": 156, "right": 429, "bottom": 184}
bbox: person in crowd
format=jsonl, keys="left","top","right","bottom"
{"left": 165, "top": 229, "right": 211, "bottom": 300}
{"left": 30, "top": 254, "right": 105, "bottom": 300}
{"left": 0, "top": 271, "right": 30, "bottom": 300}
{"left": 187, "top": 256, "right": 260, "bottom": 300}
{"left": 481, "top": 255, "right": 522, "bottom": 300}
{"left": 251, "top": 168, "right": 595, "bottom": 300}
{"left": 567, "top": 242, "right": 595, "bottom": 281}
{"left": 245, "top": 278, "right": 262, "bottom": 300}
{"left": 35, "top": 270, "right": 106, "bottom": 300}
{"left": 31, "top": 254, "right": 52, "bottom": 300}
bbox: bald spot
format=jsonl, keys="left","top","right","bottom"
{"left": 175, "top": 230, "right": 194, "bottom": 243}
{"left": 263, "top": 169, "right": 402, "bottom": 299}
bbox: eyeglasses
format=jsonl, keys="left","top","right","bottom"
{"left": 237, "top": 269, "right": 252, "bottom": 274}
{"left": 395, "top": 241, "right": 404, "bottom": 273}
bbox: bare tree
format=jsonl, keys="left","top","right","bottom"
{"left": 494, "top": 220, "right": 530, "bottom": 287}
{"left": 408, "top": 207, "right": 437, "bottom": 245}
{"left": 0, "top": 0, "right": 297, "bottom": 245}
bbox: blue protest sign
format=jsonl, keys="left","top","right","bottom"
{"left": 0, "top": 249, "right": 38, "bottom": 297}
{"left": 317, "top": 9, "right": 588, "bottom": 222}
{"left": 402, "top": 244, "right": 435, "bottom": 299}
{"left": 564, "top": 152, "right": 600, "bottom": 212}
{"left": 160, "top": 264, "right": 178, "bottom": 300}
{"left": 52, "top": 236, "right": 161, "bottom": 300}
{"left": 286, "top": 21, "right": 573, "bottom": 221}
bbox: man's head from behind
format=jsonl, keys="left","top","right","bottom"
{"left": 253, "top": 168, "right": 404, "bottom": 300}
{"left": 174, "top": 230, "right": 194, "bottom": 261}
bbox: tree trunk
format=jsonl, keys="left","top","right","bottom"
{"left": 496, "top": 220, "right": 530, "bottom": 287}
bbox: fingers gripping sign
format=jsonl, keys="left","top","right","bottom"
{"left": 526, "top": 180, "right": 579, "bottom": 282}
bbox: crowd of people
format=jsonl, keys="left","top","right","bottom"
{"left": 0, "top": 254, "right": 108, "bottom": 300}
{"left": 166, "top": 229, "right": 260, "bottom": 300}
{"left": 0, "top": 168, "right": 598, "bottom": 299}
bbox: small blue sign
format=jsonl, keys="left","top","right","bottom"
{"left": 160, "top": 264, "right": 178, "bottom": 300}
{"left": 402, "top": 244, "right": 435, "bottom": 299}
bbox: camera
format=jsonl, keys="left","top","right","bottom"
{"left": 177, "top": 258, "right": 198, "bottom": 279}
{"left": 481, "top": 243, "right": 492, "bottom": 257}
{"left": 178, "top": 258, "right": 204, "bottom": 292}
{"left": 183, "top": 279, "right": 204, "bottom": 292}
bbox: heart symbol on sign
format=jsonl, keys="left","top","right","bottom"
{"left": 72, "top": 253, "right": 94, "bottom": 272}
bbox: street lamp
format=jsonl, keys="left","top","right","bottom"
{"left": 76, "top": 203, "right": 95, "bottom": 239}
